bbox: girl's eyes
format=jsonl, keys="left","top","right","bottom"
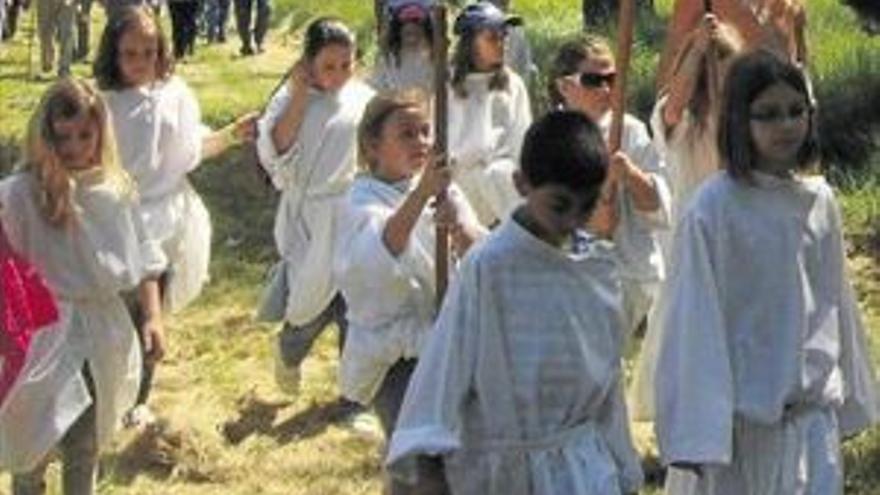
{"left": 749, "top": 104, "right": 809, "bottom": 124}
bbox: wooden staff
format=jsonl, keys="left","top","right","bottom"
{"left": 433, "top": 3, "right": 450, "bottom": 309}
{"left": 704, "top": 0, "right": 720, "bottom": 109}
{"left": 608, "top": 0, "right": 636, "bottom": 152}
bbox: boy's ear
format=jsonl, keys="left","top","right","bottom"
{"left": 512, "top": 169, "right": 529, "bottom": 198}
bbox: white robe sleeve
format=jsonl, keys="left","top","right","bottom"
{"left": 829, "top": 197, "right": 880, "bottom": 435}
{"left": 175, "top": 79, "right": 206, "bottom": 175}
{"left": 335, "top": 205, "right": 429, "bottom": 320}
{"left": 655, "top": 211, "right": 734, "bottom": 466}
{"left": 256, "top": 86, "right": 302, "bottom": 190}
{"left": 623, "top": 116, "right": 671, "bottom": 230}
{"left": 386, "top": 258, "right": 480, "bottom": 484}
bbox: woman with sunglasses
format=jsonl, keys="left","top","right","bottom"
{"left": 549, "top": 34, "right": 671, "bottom": 343}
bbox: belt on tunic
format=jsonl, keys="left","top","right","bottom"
{"left": 470, "top": 421, "right": 599, "bottom": 453}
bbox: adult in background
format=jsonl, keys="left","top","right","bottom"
{"left": 167, "top": 0, "right": 200, "bottom": 59}
{"left": 36, "top": 0, "right": 76, "bottom": 76}
{"left": 233, "top": 0, "right": 268, "bottom": 55}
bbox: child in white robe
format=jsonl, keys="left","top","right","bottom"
{"left": 649, "top": 14, "right": 743, "bottom": 231}
{"left": 549, "top": 34, "right": 670, "bottom": 338}
{"left": 654, "top": 50, "right": 880, "bottom": 495}
{"left": 0, "top": 79, "right": 166, "bottom": 495}
{"left": 93, "top": 6, "right": 256, "bottom": 424}
{"left": 447, "top": 1, "right": 531, "bottom": 226}
{"left": 370, "top": 0, "right": 435, "bottom": 94}
{"left": 387, "top": 111, "right": 643, "bottom": 495}
{"left": 335, "top": 89, "right": 483, "bottom": 495}
{"left": 255, "top": 17, "right": 375, "bottom": 398}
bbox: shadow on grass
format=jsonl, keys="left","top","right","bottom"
{"left": 220, "top": 395, "right": 363, "bottom": 446}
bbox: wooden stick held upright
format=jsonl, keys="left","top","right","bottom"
{"left": 609, "top": 0, "right": 636, "bottom": 152}
{"left": 703, "top": 0, "right": 720, "bottom": 113}
{"left": 433, "top": 3, "right": 450, "bottom": 309}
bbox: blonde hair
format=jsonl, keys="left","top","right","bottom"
{"left": 23, "top": 78, "right": 133, "bottom": 227}
{"left": 357, "top": 89, "right": 430, "bottom": 171}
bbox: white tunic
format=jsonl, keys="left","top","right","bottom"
{"left": 256, "top": 80, "right": 375, "bottom": 325}
{"left": 105, "top": 76, "right": 212, "bottom": 313}
{"left": 649, "top": 94, "right": 721, "bottom": 230}
{"left": 654, "top": 172, "right": 880, "bottom": 494}
{"left": 387, "top": 219, "right": 643, "bottom": 495}
{"left": 333, "top": 175, "right": 477, "bottom": 404}
{"left": 369, "top": 51, "right": 433, "bottom": 93}
{"left": 0, "top": 171, "right": 166, "bottom": 472}
{"left": 448, "top": 69, "right": 531, "bottom": 226}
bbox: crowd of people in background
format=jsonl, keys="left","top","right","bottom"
{"left": 1, "top": 1, "right": 879, "bottom": 495}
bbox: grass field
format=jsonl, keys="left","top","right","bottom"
{"left": 0, "top": 0, "right": 879, "bottom": 494}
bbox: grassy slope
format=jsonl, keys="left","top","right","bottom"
{"left": 0, "top": 1, "right": 879, "bottom": 494}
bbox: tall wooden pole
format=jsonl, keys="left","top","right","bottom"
{"left": 433, "top": 3, "right": 450, "bottom": 309}
{"left": 609, "top": 0, "right": 636, "bottom": 152}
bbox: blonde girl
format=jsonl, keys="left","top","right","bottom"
{"left": 0, "top": 78, "right": 166, "bottom": 495}
{"left": 335, "top": 89, "right": 481, "bottom": 495}
{"left": 93, "top": 6, "right": 255, "bottom": 424}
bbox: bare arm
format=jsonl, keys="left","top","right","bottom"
{"left": 383, "top": 161, "right": 452, "bottom": 257}
{"left": 201, "top": 111, "right": 259, "bottom": 160}
{"left": 138, "top": 277, "right": 165, "bottom": 364}
{"left": 662, "top": 15, "right": 718, "bottom": 129}
{"left": 271, "top": 61, "right": 311, "bottom": 155}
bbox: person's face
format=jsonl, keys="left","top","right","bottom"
{"left": 370, "top": 107, "right": 431, "bottom": 182}
{"left": 748, "top": 81, "right": 809, "bottom": 175}
{"left": 558, "top": 54, "right": 616, "bottom": 122}
{"left": 400, "top": 21, "right": 429, "bottom": 50}
{"left": 472, "top": 27, "right": 506, "bottom": 72}
{"left": 518, "top": 181, "right": 595, "bottom": 246}
{"left": 52, "top": 113, "right": 100, "bottom": 171}
{"left": 118, "top": 25, "right": 159, "bottom": 87}
{"left": 310, "top": 43, "right": 355, "bottom": 92}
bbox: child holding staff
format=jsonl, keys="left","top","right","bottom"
{"left": 654, "top": 50, "right": 880, "bottom": 495}
{"left": 256, "top": 17, "right": 374, "bottom": 396}
{"left": 387, "top": 111, "right": 643, "bottom": 495}
{"left": 549, "top": 35, "right": 670, "bottom": 338}
{"left": 0, "top": 78, "right": 166, "bottom": 495}
{"left": 335, "top": 89, "right": 482, "bottom": 494}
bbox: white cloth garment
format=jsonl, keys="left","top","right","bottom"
{"left": 649, "top": 94, "right": 721, "bottom": 233}
{"left": 447, "top": 69, "right": 531, "bottom": 226}
{"left": 105, "top": 76, "right": 212, "bottom": 312}
{"left": 597, "top": 112, "right": 670, "bottom": 337}
{"left": 333, "top": 175, "right": 478, "bottom": 404}
{"left": 654, "top": 171, "right": 880, "bottom": 495}
{"left": 0, "top": 170, "right": 166, "bottom": 472}
{"left": 256, "top": 79, "right": 375, "bottom": 325}
{"left": 369, "top": 50, "right": 434, "bottom": 93}
{"left": 386, "top": 219, "right": 643, "bottom": 495}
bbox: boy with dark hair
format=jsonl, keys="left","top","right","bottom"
{"left": 387, "top": 111, "right": 643, "bottom": 495}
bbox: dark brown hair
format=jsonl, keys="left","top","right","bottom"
{"left": 93, "top": 6, "right": 173, "bottom": 90}
{"left": 450, "top": 29, "right": 508, "bottom": 98}
{"left": 718, "top": 49, "right": 819, "bottom": 182}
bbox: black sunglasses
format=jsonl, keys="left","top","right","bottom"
{"left": 567, "top": 71, "right": 617, "bottom": 88}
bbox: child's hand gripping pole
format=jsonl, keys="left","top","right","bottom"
{"left": 594, "top": 0, "right": 636, "bottom": 239}
{"left": 433, "top": 3, "right": 450, "bottom": 310}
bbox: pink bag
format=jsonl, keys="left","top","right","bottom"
{"left": 0, "top": 222, "right": 58, "bottom": 405}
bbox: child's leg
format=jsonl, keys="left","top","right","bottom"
{"left": 11, "top": 459, "right": 50, "bottom": 495}
{"left": 275, "top": 294, "right": 345, "bottom": 395}
{"left": 58, "top": 404, "right": 98, "bottom": 495}
{"left": 373, "top": 360, "right": 449, "bottom": 495}
{"left": 36, "top": 0, "right": 58, "bottom": 72}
